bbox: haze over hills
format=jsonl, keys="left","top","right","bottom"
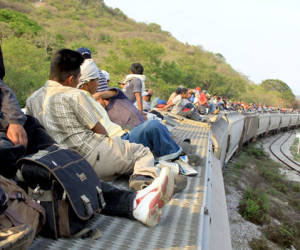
{"left": 0, "top": 0, "right": 296, "bottom": 107}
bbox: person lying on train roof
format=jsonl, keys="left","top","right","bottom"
{"left": 77, "top": 47, "right": 145, "bottom": 131}
{"left": 158, "top": 88, "right": 204, "bottom": 122}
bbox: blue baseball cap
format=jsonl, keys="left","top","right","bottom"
{"left": 77, "top": 47, "right": 92, "bottom": 58}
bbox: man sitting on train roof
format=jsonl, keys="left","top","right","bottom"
{"left": 26, "top": 49, "right": 179, "bottom": 189}
{"left": 159, "top": 88, "right": 204, "bottom": 121}
{"left": 77, "top": 47, "right": 145, "bottom": 131}
{"left": 0, "top": 45, "right": 55, "bottom": 179}
{"left": 77, "top": 58, "right": 197, "bottom": 178}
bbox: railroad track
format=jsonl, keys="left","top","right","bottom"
{"left": 268, "top": 131, "right": 300, "bottom": 173}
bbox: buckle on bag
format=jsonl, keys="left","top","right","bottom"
{"left": 80, "top": 195, "right": 93, "bottom": 217}
{"left": 96, "top": 186, "right": 106, "bottom": 210}
{"left": 15, "top": 192, "right": 25, "bottom": 201}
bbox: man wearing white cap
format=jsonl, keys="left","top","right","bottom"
{"left": 78, "top": 59, "right": 197, "bottom": 179}
{"left": 26, "top": 49, "right": 176, "bottom": 227}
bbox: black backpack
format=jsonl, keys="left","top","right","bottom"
{"left": 16, "top": 145, "right": 105, "bottom": 239}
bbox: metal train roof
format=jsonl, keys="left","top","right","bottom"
{"left": 30, "top": 115, "right": 213, "bottom": 250}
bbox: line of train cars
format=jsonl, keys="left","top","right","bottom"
{"left": 210, "top": 111, "right": 300, "bottom": 166}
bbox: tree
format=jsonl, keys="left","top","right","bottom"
{"left": 260, "top": 79, "right": 295, "bottom": 107}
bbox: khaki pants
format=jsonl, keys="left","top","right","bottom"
{"left": 85, "top": 136, "right": 158, "bottom": 181}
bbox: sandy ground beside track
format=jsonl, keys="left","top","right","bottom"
{"left": 225, "top": 132, "right": 300, "bottom": 250}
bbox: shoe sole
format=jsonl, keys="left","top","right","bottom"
{"left": 0, "top": 224, "right": 34, "bottom": 250}
{"left": 146, "top": 167, "right": 174, "bottom": 227}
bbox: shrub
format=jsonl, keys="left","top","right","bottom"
{"left": 0, "top": 9, "right": 41, "bottom": 36}
{"left": 291, "top": 182, "right": 300, "bottom": 192}
{"left": 238, "top": 187, "right": 269, "bottom": 224}
{"left": 99, "top": 33, "right": 112, "bottom": 43}
{"left": 249, "top": 238, "right": 271, "bottom": 250}
{"left": 2, "top": 37, "right": 49, "bottom": 107}
{"left": 264, "top": 223, "right": 296, "bottom": 248}
{"left": 245, "top": 143, "right": 267, "bottom": 159}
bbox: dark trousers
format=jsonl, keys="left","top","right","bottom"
{"left": 0, "top": 116, "right": 135, "bottom": 219}
{"left": 0, "top": 116, "right": 55, "bottom": 178}
{"left": 101, "top": 182, "right": 135, "bottom": 219}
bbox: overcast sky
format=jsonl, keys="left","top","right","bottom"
{"left": 104, "top": 0, "right": 300, "bottom": 96}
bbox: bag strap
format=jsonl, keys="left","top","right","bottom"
{"left": 4, "top": 208, "right": 24, "bottom": 226}
{"left": 9, "top": 192, "right": 46, "bottom": 225}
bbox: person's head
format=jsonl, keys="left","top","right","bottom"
{"left": 187, "top": 89, "right": 194, "bottom": 99}
{"left": 77, "top": 47, "right": 92, "bottom": 59}
{"left": 130, "top": 63, "right": 144, "bottom": 75}
{"left": 175, "top": 87, "right": 182, "bottom": 95}
{"left": 180, "top": 88, "right": 188, "bottom": 98}
{"left": 77, "top": 59, "right": 99, "bottom": 94}
{"left": 101, "top": 70, "right": 110, "bottom": 84}
{"left": 142, "top": 89, "right": 153, "bottom": 102}
{"left": 50, "top": 49, "right": 84, "bottom": 87}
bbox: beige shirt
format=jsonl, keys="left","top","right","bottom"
{"left": 171, "top": 94, "right": 183, "bottom": 114}
{"left": 26, "top": 80, "right": 124, "bottom": 156}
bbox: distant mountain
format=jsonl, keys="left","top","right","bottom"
{"left": 0, "top": 0, "right": 294, "bottom": 107}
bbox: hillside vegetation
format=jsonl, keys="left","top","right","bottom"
{"left": 0, "top": 0, "right": 296, "bottom": 107}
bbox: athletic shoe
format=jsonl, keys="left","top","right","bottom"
{"left": 133, "top": 166, "right": 174, "bottom": 227}
{"left": 158, "top": 160, "right": 180, "bottom": 174}
{"left": 158, "top": 160, "right": 187, "bottom": 192}
{"left": 0, "top": 224, "right": 34, "bottom": 250}
{"left": 129, "top": 175, "right": 154, "bottom": 191}
{"left": 175, "top": 156, "right": 198, "bottom": 176}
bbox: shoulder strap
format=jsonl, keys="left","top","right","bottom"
{"left": 4, "top": 208, "right": 24, "bottom": 226}
{"left": 9, "top": 192, "right": 46, "bottom": 225}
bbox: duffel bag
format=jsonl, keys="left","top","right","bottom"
{"left": 16, "top": 144, "right": 105, "bottom": 239}
{"left": 0, "top": 175, "right": 45, "bottom": 248}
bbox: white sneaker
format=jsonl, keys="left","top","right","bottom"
{"left": 175, "top": 156, "right": 198, "bottom": 176}
{"left": 132, "top": 167, "right": 174, "bottom": 227}
{"left": 158, "top": 160, "right": 180, "bottom": 175}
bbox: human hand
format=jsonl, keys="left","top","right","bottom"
{"left": 6, "top": 123, "right": 28, "bottom": 147}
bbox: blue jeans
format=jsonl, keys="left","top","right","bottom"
{"left": 121, "top": 120, "right": 181, "bottom": 161}
{"left": 208, "top": 103, "right": 216, "bottom": 114}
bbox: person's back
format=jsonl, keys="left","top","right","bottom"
{"left": 123, "top": 63, "right": 145, "bottom": 112}
{"left": 106, "top": 89, "right": 145, "bottom": 130}
{"left": 26, "top": 81, "right": 103, "bottom": 155}
{"left": 171, "top": 89, "right": 190, "bottom": 115}
{"left": 199, "top": 92, "right": 207, "bottom": 106}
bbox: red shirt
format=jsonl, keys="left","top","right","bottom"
{"left": 199, "top": 93, "right": 207, "bottom": 105}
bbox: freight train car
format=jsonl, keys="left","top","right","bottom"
{"left": 256, "top": 112, "right": 271, "bottom": 137}
{"left": 223, "top": 112, "right": 244, "bottom": 164}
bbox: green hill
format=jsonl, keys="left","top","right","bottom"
{"left": 0, "top": 0, "right": 295, "bottom": 107}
